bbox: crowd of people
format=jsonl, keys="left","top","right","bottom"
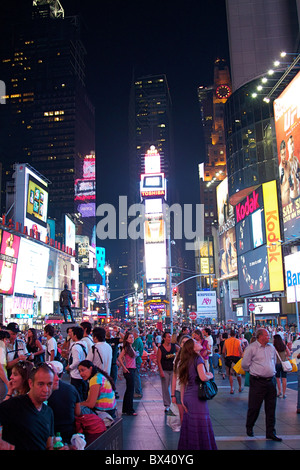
{"left": 0, "top": 318, "right": 299, "bottom": 450}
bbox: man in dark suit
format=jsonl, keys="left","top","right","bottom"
{"left": 59, "top": 284, "right": 75, "bottom": 322}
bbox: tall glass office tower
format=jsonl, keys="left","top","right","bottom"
{"left": 0, "top": 0, "right": 95, "bottom": 240}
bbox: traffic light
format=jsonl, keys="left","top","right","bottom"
{"left": 212, "top": 278, "right": 218, "bottom": 289}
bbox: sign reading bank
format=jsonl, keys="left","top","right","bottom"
{"left": 285, "top": 251, "right": 300, "bottom": 303}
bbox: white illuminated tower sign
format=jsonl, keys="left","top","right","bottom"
{"left": 140, "top": 146, "right": 168, "bottom": 317}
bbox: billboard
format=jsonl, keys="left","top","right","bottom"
{"left": 284, "top": 251, "right": 300, "bottom": 303}
{"left": 65, "top": 215, "right": 76, "bottom": 252}
{"left": 145, "top": 242, "right": 167, "bottom": 283}
{"left": 235, "top": 181, "right": 284, "bottom": 296}
{"left": 0, "top": 230, "right": 20, "bottom": 295}
{"left": 14, "top": 164, "right": 49, "bottom": 242}
{"left": 274, "top": 71, "right": 300, "bottom": 240}
{"left": 26, "top": 174, "right": 49, "bottom": 227}
{"left": 14, "top": 238, "right": 49, "bottom": 297}
{"left": 196, "top": 291, "right": 217, "bottom": 314}
{"left": 216, "top": 178, "right": 237, "bottom": 279}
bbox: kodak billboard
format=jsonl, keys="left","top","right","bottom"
{"left": 235, "top": 180, "right": 284, "bottom": 296}
{"left": 262, "top": 180, "right": 284, "bottom": 292}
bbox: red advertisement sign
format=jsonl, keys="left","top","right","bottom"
{"left": 0, "top": 230, "right": 21, "bottom": 295}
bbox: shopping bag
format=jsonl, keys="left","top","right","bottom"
{"left": 290, "top": 358, "right": 298, "bottom": 372}
{"left": 233, "top": 358, "right": 245, "bottom": 375}
{"left": 166, "top": 403, "right": 181, "bottom": 432}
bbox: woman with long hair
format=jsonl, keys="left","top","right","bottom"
{"left": 171, "top": 335, "right": 191, "bottom": 422}
{"left": 273, "top": 333, "right": 291, "bottom": 398}
{"left": 177, "top": 338, "right": 217, "bottom": 450}
{"left": 26, "top": 328, "right": 44, "bottom": 365}
{"left": 157, "top": 331, "right": 179, "bottom": 412}
{"left": 118, "top": 331, "right": 138, "bottom": 415}
{"left": 78, "top": 359, "right": 116, "bottom": 418}
{"left": 4, "top": 360, "right": 34, "bottom": 400}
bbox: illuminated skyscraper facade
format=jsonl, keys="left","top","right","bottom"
{"left": 0, "top": 1, "right": 95, "bottom": 240}
{"left": 128, "top": 74, "right": 175, "bottom": 284}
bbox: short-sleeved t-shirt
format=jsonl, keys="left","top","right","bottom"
{"left": 90, "top": 372, "right": 116, "bottom": 412}
{"left": 0, "top": 394, "right": 54, "bottom": 450}
{"left": 47, "top": 380, "right": 80, "bottom": 440}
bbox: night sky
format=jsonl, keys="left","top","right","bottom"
{"left": 61, "top": 0, "right": 230, "bottom": 206}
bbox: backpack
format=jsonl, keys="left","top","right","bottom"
{"left": 92, "top": 345, "right": 103, "bottom": 365}
{"left": 69, "top": 342, "right": 87, "bottom": 365}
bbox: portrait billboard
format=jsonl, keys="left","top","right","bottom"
{"left": 274, "top": 71, "right": 300, "bottom": 240}
{"left": 0, "top": 230, "right": 20, "bottom": 295}
{"left": 216, "top": 178, "right": 237, "bottom": 279}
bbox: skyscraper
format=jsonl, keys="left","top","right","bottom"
{"left": 0, "top": 0, "right": 95, "bottom": 240}
{"left": 128, "top": 74, "right": 175, "bottom": 284}
{"left": 198, "top": 58, "right": 231, "bottom": 237}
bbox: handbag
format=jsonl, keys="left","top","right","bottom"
{"left": 197, "top": 378, "right": 218, "bottom": 400}
{"left": 195, "top": 359, "right": 218, "bottom": 400}
{"left": 275, "top": 349, "right": 293, "bottom": 372}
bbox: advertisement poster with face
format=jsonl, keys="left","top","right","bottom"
{"left": 216, "top": 178, "right": 237, "bottom": 279}
{"left": 0, "top": 230, "right": 21, "bottom": 295}
{"left": 274, "top": 71, "right": 300, "bottom": 239}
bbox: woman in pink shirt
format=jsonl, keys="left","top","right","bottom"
{"left": 118, "top": 331, "right": 137, "bottom": 416}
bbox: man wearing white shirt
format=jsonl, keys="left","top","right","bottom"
{"left": 80, "top": 321, "right": 94, "bottom": 354}
{"left": 66, "top": 326, "right": 88, "bottom": 400}
{"left": 86, "top": 327, "right": 112, "bottom": 374}
{"left": 44, "top": 325, "right": 57, "bottom": 362}
{"left": 203, "top": 327, "right": 214, "bottom": 378}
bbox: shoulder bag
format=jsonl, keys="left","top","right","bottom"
{"left": 195, "top": 360, "right": 218, "bottom": 400}
{"left": 275, "top": 349, "right": 292, "bottom": 372}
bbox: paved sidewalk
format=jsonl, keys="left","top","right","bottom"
{"left": 115, "top": 369, "right": 300, "bottom": 451}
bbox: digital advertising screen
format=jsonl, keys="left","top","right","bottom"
{"left": 235, "top": 181, "right": 283, "bottom": 296}
{"left": 238, "top": 245, "right": 270, "bottom": 296}
{"left": 216, "top": 178, "right": 237, "bottom": 279}
{"left": 65, "top": 215, "right": 76, "bottom": 251}
{"left": 274, "top": 71, "right": 300, "bottom": 240}
{"left": 26, "top": 174, "right": 49, "bottom": 228}
{"left": 0, "top": 230, "right": 20, "bottom": 295}
{"left": 14, "top": 238, "right": 49, "bottom": 297}
{"left": 145, "top": 242, "right": 167, "bottom": 283}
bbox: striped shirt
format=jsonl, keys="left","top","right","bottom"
{"left": 90, "top": 372, "right": 116, "bottom": 411}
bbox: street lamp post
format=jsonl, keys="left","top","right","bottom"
{"left": 104, "top": 263, "right": 111, "bottom": 321}
{"left": 134, "top": 282, "right": 139, "bottom": 326}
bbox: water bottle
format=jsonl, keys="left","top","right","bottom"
{"left": 53, "top": 432, "right": 64, "bottom": 449}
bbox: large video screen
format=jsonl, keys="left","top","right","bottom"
{"left": 145, "top": 242, "right": 166, "bottom": 283}
{"left": 274, "top": 71, "right": 300, "bottom": 240}
{"left": 26, "top": 174, "right": 49, "bottom": 228}
{"left": 0, "top": 230, "right": 20, "bottom": 295}
{"left": 14, "top": 238, "right": 49, "bottom": 296}
{"left": 238, "top": 245, "right": 270, "bottom": 296}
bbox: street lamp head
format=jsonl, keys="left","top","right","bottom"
{"left": 104, "top": 264, "right": 112, "bottom": 275}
